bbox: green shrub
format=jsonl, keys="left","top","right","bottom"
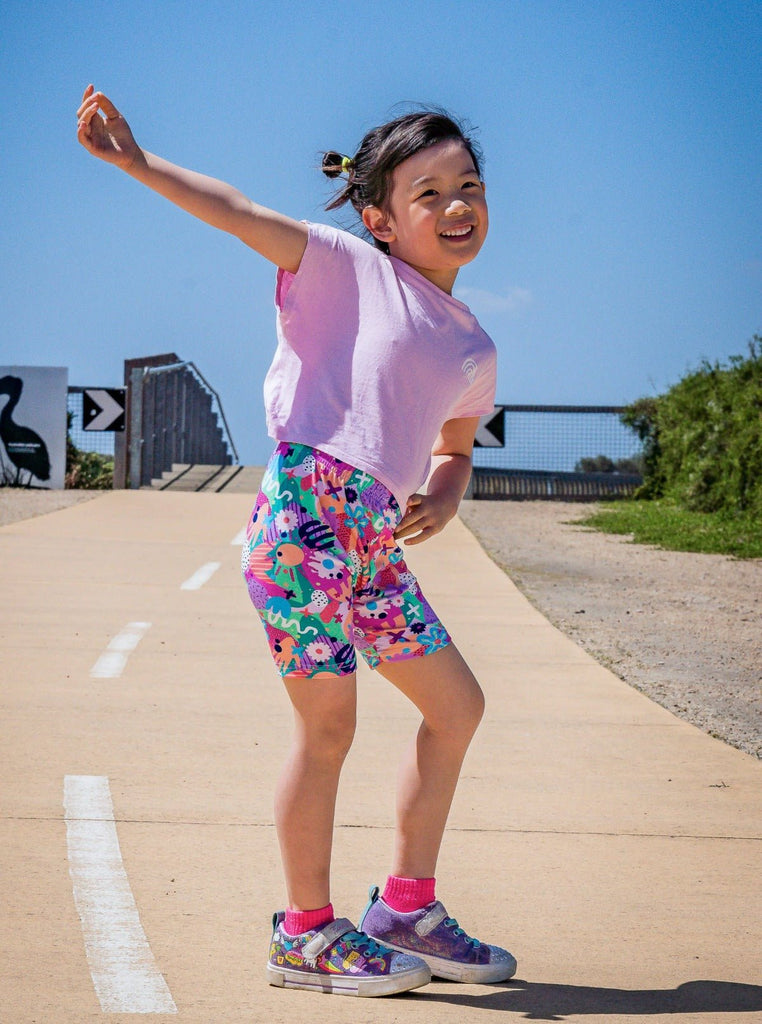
{"left": 623, "top": 337, "right": 762, "bottom": 517}
{"left": 66, "top": 449, "right": 114, "bottom": 489}
{"left": 620, "top": 397, "right": 663, "bottom": 496}
{"left": 66, "top": 412, "right": 114, "bottom": 489}
{"left": 575, "top": 454, "right": 645, "bottom": 475}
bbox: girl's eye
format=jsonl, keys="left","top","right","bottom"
{"left": 418, "top": 188, "right": 438, "bottom": 199}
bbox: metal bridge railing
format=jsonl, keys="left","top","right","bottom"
{"left": 115, "top": 355, "right": 238, "bottom": 488}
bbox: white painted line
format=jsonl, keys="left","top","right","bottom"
{"left": 90, "top": 622, "right": 151, "bottom": 679}
{"left": 180, "top": 561, "right": 221, "bottom": 591}
{"left": 63, "top": 775, "right": 177, "bottom": 1014}
{"left": 231, "top": 527, "right": 247, "bottom": 546}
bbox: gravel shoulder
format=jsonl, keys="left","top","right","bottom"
{"left": 3, "top": 488, "right": 760, "bottom": 759}
{"left": 459, "top": 499, "right": 761, "bottom": 760}
{"left": 0, "top": 488, "right": 102, "bottom": 526}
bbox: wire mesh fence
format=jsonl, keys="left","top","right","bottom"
{"left": 471, "top": 405, "right": 644, "bottom": 500}
{"left": 473, "top": 405, "right": 643, "bottom": 472}
{"left": 67, "top": 388, "right": 117, "bottom": 457}
{"left": 67, "top": 389, "right": 643, "bottom": 499}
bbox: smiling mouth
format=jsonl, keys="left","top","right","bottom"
{"left": 440, "top": 225, "right": 474, "bottom": 239}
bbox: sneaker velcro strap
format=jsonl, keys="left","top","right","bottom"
{"left": 415, "top": 901, "right": 449, "bottom": 936}
{"left": 301, "top": 918, "right": 356, "bottom": 958}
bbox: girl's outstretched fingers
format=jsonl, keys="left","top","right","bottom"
{"left": 76, "top": 86, "right": 139, "bottom": 169}
{"left": 76, "top": 84, "right": 101, "bottom": 130}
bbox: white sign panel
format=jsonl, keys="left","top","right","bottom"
{"left": 0, "top": 366, "right": 68, "bottom": 489}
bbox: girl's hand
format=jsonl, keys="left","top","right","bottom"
{"left": 394, "top": 419, "right": 480, "bottom": 545}
{"left": 76, "top": 85, "right": 140, "bottom": 170}
{"left": 393, "top": 491, "right": 458, "bottom": 546}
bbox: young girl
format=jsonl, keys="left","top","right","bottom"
{"left": 77, "top": 84, "right": 517, "bottom": 998}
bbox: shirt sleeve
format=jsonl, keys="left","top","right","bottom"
{"left": 275, "top": 222, "right": 366, "bottom": 311}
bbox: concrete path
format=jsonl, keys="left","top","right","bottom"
{"left": 2, "top": 489, "right": 760, "bottom": 1023}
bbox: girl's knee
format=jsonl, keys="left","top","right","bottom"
{"left": 313, "top": 714, "right": 356, "bottom": 762}
{"left": 469, "top": 681, "right": 486, "bottom": 730}
{"left": 294, "top": 702, "right": 357, "bottom": 765}
{"left": 457, "top": 678, "right": 485, "bottom": 737}
{"left": 380, "top": 645, "right": 484, "bottom": 742}
{"left": 446, "top": 658, "right": 485, "bottom": 734}
{"left": 427, "top": 676, "right": 484, "bottom": 745}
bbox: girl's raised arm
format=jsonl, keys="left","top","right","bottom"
{"left": 76, "top": 85, "right": 308, "bottom": 273}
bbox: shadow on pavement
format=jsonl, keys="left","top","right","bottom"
{"left": 408, "top": 978, "right": 762, "bottom": 1019}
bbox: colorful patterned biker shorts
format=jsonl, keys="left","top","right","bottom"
{"left": 241, "top": 442, "right": 451, "bottom": 678}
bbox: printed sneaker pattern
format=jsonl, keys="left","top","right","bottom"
{"left": 267, "top": 913, "right": 431, "bottom": 996}
{"left": 359, "top": 886, "right": 517, "bottom": 984}
{"left": 270, "top": 918, "right": 391, "bottom": 978}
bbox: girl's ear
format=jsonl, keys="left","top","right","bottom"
{"left": 362, "top": 206, "right": 396, "bottom": 244}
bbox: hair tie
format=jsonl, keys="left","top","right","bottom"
{"left": 321, "top": 151, "right": 354, "bottom": 180}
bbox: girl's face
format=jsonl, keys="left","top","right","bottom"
{"left": 362, "top": 138, "right": 488, "bottom": 294}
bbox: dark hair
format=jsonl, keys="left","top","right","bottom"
{"left": 322, "top": 108, "right": 483, "bottom": 252}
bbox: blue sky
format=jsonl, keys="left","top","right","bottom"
{"left": 1, "top": 0, "right": 760, "bottom": 465}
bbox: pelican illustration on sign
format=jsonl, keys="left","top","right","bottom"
{"left": 0, "top": 375, "right": 52, "bottom": 485}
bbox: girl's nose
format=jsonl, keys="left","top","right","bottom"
{"left": 445, "top": 197, "right": 471, "bottom": 215}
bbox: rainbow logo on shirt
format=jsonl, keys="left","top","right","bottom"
{"left": 461, "top": 358, "right": 478, "bottom": 385}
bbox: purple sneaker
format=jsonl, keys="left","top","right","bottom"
{"left": 359, "top": 886, "right": 517, "bottom": 984}
{"left": 267, "top": 912, "right": 431, "bottom": 996}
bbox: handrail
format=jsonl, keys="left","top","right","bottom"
{"left": 142, "top": 360, "right": 239, "bottom": 464}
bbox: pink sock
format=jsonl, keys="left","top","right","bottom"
{"left": 284, "top": 903, "right": 335, "bottom": 936}
{"left": 382, "top": 875, "right": 436, "bottom": 913}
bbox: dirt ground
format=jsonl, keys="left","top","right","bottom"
{"left": 2, "top": 487, "right": 760, "bottom": 759}
{"left": 459, "top": 499, "right": 762, "bottom": 760}
{"left": 0, "top": 488, "right": 102, "bottom": 525}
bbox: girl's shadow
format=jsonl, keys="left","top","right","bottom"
{"left": 407, "top": 978, "right": 762, "bottom": 1019}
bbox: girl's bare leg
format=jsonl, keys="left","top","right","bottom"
{"left": 275, "top": 673, "right": 357, "bottom": 910}
{"left": 376, "top": 644, "right": 484, "bottom": 879}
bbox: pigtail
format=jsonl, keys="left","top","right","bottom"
{"left": 322, "top": 150, "right": 360, "bottom": 211}
{"left": 322, "top": 151, "right": 352, "bottom": 179}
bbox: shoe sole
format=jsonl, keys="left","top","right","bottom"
{"left": 373, "top": 942, "right": 517, "bottom": 984}
{"left": 266, "top": 961, "right": 431, "bottom": 997}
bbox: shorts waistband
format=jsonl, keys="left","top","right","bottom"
{"left": 270, "top": 442, "right": 399, "bottom": 515}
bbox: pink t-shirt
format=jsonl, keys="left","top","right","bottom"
{"left": 264, "top": 222, "right": 497, "bottom": 508}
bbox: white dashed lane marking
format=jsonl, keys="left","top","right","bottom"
{"left": 63, "top": 775, "right": 177, "bottom": 1014}
{"left": 90, "top": 622, "right": 151, "bottom": 679}
{"left": 180, "top": 561, "right": 222, "bottom": 591}
{"left": 231, "top": 527, "right": 247, "bottom": 546}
